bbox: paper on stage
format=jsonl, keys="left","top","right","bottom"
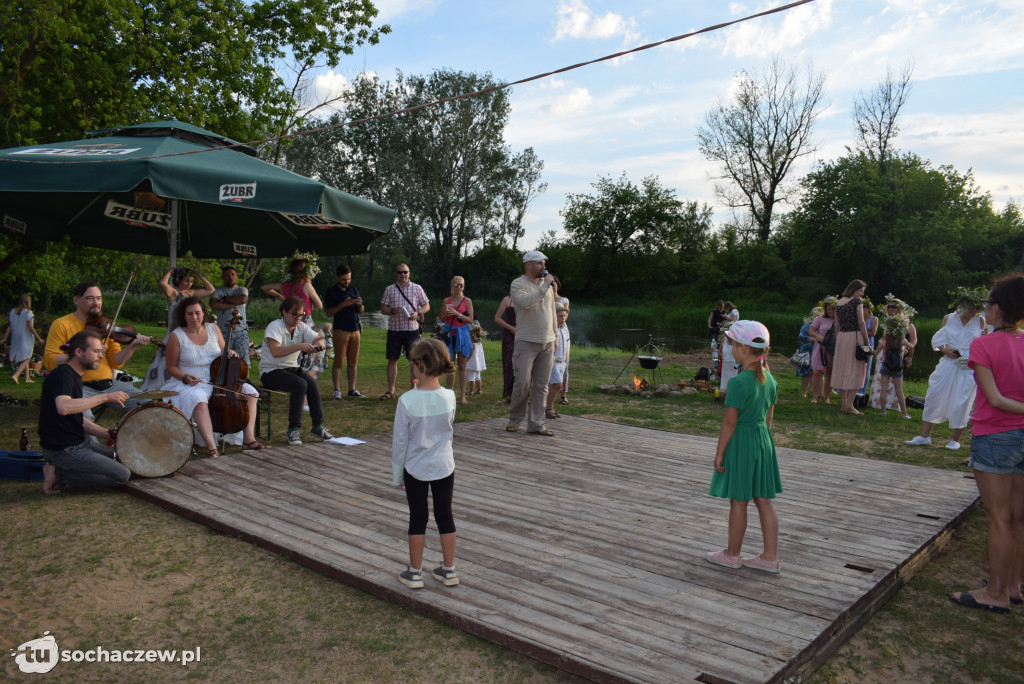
{"left": 326, "top": 437, "right": 366, "bottom": 446}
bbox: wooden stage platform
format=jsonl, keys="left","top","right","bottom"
{"left": 124, "top": 416, "right": 979, "bottom": 684}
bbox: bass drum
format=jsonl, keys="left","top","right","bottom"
{"left": 114, "top": 402, "right": 194, "bottom": 477}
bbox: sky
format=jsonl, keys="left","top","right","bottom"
{"left": 302, "top": 0, "right": 1024, "bottom": 248}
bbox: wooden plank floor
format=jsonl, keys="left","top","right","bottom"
{"left": 124, "top": 416, "right": 979, "bottom": 684}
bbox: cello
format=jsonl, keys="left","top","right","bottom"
{"left": 208, "top": 309, "right": 250, "bottom": 435}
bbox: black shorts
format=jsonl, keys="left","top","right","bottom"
{"left": 386, "top": 329, "right": 421, "bottom": 360}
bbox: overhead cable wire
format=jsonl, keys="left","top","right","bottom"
{"left": 6, "top": 0, "right": 817, "bottom": 164}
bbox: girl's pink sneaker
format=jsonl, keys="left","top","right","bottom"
{"left": 741, "top": 555, "right": 781, "bottom": 573}
{"left": 705, "top": 550, "right": 742, "bottom": 568}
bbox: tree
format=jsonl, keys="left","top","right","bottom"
{"left": 697, "top": 57, "right": 826, "bottom": 242}
{"left": 853, "top": 62, "right": 914, "bottom": 174}
{"left": 782, "top": 152, "right": 1024, "bottom": 308}
{"left": 482, "top": 147, "right": 547, "bottom": 251}
{"left": 284, "top": 70, "right": 542, "bottom": 285}
{"left": 1, "top": 0, "right": 390, "bottom": 147}
{"left": 560, "top": 173, "right": 713, "bottom": 292}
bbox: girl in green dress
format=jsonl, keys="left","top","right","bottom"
{"left": 706, "top": 320, "right": 784, "bottom": 573}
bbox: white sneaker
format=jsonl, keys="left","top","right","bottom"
{"left": 332, "top": 390, "right": 342, "bottom": 400}
{"left": 906, "top": 435, "right": 931, "bottom": 446}
{"left": 945, "top": 440, "right": 961, "bottom": 450}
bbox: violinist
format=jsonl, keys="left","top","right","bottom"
{"left": 261, "top": 296, "right": 335, "bottom": 446}
{"left": 160, "top": 297, "right": 267, "bottom": 456}
{"left": 43, "top": 281, "right": 150, "bottom": 419}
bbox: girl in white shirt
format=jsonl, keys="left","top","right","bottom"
{"left": 392, "top": 338, "right": 459, "bottom": 589}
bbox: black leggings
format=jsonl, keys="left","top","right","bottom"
{"left": 403, "top": 471, "right": 455, "bottom": 536}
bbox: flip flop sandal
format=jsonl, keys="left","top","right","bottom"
{"left": 528, "top": 428, "right": 554, "bottom": 436}
{"left": 560, "top": 397, "right": 569, "bottom": 405}
{"left": 505, "top": 423, "right": 519, "bottom": 432}
{"left": 380, "top": 391, "right": 394, "bottom": 400}
{"left": 948, "top": 591, "right": 1010, "bottom": 613}
{"left": 545, "top": 410, "right": 560, "bottom": 419}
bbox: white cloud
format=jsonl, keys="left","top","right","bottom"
{"left": 307, "top": 70, "right": 352, "bottom": 111}
{"left": 721, "top": 0, "right": 835, "bottom": 58}
{"left": 543, "top": 86, "right": 594, "bottom": 116}
{"left": 554, "top": 0, "right": 633, "bottom": 41}
{"left": 371, "top": 0, "right": 439, "bottom": 22}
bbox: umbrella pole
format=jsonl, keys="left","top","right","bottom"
{"left": 169, "top": 198, "right": 179, "bottom": 267}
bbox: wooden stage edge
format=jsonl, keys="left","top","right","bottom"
{"left": 124, "top": 416, "right": 980, "bottom": 684}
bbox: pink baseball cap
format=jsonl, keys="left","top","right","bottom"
{"left": 725, "top": 320, "right": 770, "bottom": 349}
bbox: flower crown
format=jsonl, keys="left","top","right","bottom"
{"left": 283, "top": 250, "right": 320, "bottom": 281}
{"left": 877, "top": 293, "right": 917, "bottom": 319}
{"left": 948, "top": 285, "right": 986, "bottom": 314}
{"left": 881, "top": 312, "right": 912, "bottom": 339}
{"left": 818, "top": 295, "right": 839, "bottom": 310}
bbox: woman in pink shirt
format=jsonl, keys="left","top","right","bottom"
{"left": 950, "top": 273, "right": 1024, "bottom": 613}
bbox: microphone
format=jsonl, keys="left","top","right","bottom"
{"left": 542, "top": 269, "right": 553, "bottom": 287}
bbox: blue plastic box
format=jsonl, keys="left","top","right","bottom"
{"left": 0, "top": 450, "right": 46, "bottom": 482}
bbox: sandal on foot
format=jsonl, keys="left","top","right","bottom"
{"left": 949, "top": 591, "right": 1010, "bottom": 613}
{"left": 545, "top": 410, "right": 560, "bottom": 419}
{"left": 505, "top": 423, "right": 519, "bottom": 432}
{"left": 560, "top": 397, "right": 569, "bottom": 405}
{"left": 242, "top": 441, "right": 269, "bottom": 451}
{"left": 207, "top": 448, "right": 219, "bottom": 459}
{"left": 380, "top": 391, "right": 394, "bottom": 400}
{"left": 527, "top": 428, "right": 554, "bottom": 436}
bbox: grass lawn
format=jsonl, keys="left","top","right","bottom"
{"left": 1, "top": 323, "right": 1021, "bottom": 682}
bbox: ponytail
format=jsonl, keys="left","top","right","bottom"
{"left": 754, "top": 350, "right": 770, "bottom": 385}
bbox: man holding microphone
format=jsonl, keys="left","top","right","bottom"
{"left": 507, "top": 250, "right": 558, "bottom": 436}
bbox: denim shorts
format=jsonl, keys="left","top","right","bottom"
{"left": 969, "top": 429, "right": 1024, "bottom": 475}
{"left": 879, "top": 362, "right": 903, "bottom": 378}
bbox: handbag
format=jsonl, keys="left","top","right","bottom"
{"left": 821, "top": 327, "right": 837, "bottom": 356}
{"left": 855, "top": 344, "right": 871, "bottom": 361}
{"left": 395, "top": 284, "right": 424, "bottom": 335}
{"left": 790, "top": 350, "right": 810, "bottom": 366}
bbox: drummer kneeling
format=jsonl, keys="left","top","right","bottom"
{"left": 39, "top": 330, "right": 133, "bottom": 494}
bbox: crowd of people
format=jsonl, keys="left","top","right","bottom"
{"left": 10, "top": 259, "right": 1021, "bottom": 601}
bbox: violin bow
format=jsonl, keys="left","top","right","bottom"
{"left": 194, "top": 378, "right": 289, "bottom": 398}
{"left": 103, "top": 272, "right": 134, "bottom": 349}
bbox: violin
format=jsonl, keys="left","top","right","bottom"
{"left": 208, "top": 309, "right": 249, "bottom": 435}
{"left": 86, "top": 314, "right": 165, "bottom": 348}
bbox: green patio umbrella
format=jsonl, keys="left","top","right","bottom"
{"left": 0, "top": 120, "right": 395, "bottom": 260}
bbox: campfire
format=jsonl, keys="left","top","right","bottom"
{"left": 632, "top": 377, "right": 651, "bottom": 391}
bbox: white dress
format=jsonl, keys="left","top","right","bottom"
{"left": 719, "top": 339, "right": 739, "bottom": 391}
{"left": 466, "top": 341, "right": 486, "bottom": 381}
{"left": 8, "top": 308, "right": 35, "bottom": 363}
{"left": 160, "top": 324, "right": 256, "bottom": 446}
{"left": 921, "top": 313, "right": 986, "bottom": 429}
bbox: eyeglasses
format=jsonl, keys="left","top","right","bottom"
{"left": 886, "top": 304, "right": 899, "bottom": 309}
{"left": 395, "top": 270, "right": 409, "bottom": 274}
{"left": 285, "top": 310, "right": 305, "bottom": 317}
{"left": 452, "top": 283, "right": 464, "bottom": 288}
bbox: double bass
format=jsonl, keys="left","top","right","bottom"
{"left": 208, "top": 309, "right": 249, "bottom": 435}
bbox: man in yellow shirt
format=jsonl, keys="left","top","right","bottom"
{"left": 44, "top": 281, "right": 151, "bottom": 419}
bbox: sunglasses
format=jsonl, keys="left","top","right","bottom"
{"left": 396, "top": 270, "right": 409, "bottom": 274}
{"left": 452, "top": 283, "right": 464, "bottom": 288}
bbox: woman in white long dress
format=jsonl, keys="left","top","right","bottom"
{"left": 906, "top": 300, "right": 987, "bottom": 451}
{"left": 3, "top": 294, "right": 45, "bottom": 384}
{"left": 161, "top": 297, "right": 267, "bottom": 456}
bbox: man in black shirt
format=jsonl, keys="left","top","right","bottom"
{"left": 39, "top": 330, "right": 133, "bottom": 494}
